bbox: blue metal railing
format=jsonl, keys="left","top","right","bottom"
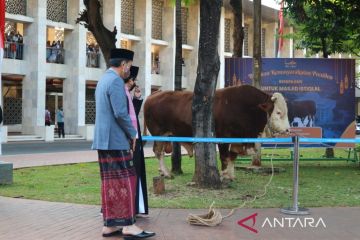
{"left": 142, "top": 136, "right": 360, "bottom": 144}
{"left": 142, "top": 135, "right": 359, "bottom": 215}
{"left": 142, "top": 136, "right": 292, "bottom": 143}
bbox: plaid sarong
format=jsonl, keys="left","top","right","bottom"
{"left": 98, "top": 150, "right": 137, "bottom": 226}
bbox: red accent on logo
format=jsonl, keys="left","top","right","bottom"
{"left": 237, "top": 213, "right": 258, "bottom": 234}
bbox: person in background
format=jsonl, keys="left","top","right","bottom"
{"left": 124, "top": 66, "right": 149, "bottom": 216}
{"left": 45, "top": 107, "right": 51, "bottom": 126}
{"left": 92, "top": 48, "right": 155, "bottom": 239}
{"left": 56, "top": 107, "right": 65, "bottom": 138}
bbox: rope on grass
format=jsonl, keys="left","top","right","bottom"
{"left": 186, "top": 202, "right": 222, "bottom": 227}
{"left": 186, "top": 144, "right": 277, "bottom": 227}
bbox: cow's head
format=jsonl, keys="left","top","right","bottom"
{"left": 260, "top": 92, "right": 290, "bottom": 137}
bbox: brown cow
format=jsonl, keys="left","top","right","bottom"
{"left": 144, "top": 85, "right": 290, "bottom": 179}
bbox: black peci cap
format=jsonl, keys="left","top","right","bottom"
{"left": 110, "top": 48, "right": 134, "bottom": 60}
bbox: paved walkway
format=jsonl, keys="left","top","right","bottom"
{"left": 1, "top": 146, "right": 158, "bottom": 169}
{"left": 0, "top": 196, "right": 359, "bottom": 240}
{"left": 0, "top": 143, "right": 360, "bottom": 239}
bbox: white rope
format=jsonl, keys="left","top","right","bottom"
{"left": 187, "top": 144, "right": 277, "bottom": 226}
{"left": 187, "top": 132, "right": 354, "bottom": 227}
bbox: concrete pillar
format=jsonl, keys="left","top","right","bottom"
{"left": 133, "top": 0, "right": 152, "bottom": 96}
{"left": 132, "top": 0, "right": 153, "bottom": 132}
{"left": 218, "top": 7, "right": 225, "bottom": 89}
{"left": 183, "top": 4, "right": 199, "bottom": 91}
{"left": 160, "top": 1, "right": 175, "bottom": 91}
{"left": 22, "top": 0, "right": 47, "bottom": 134}
{"left": 103, "top": 0, "right": 122, "bottom": 47}
{"left": 272, "top": 22, "right": 277, "bottom": 58}
{"left": 63, "top": 0, "right": 87, "bottom": 135}
{"left": 0, "top": 161, "right": 13, "bottom": 184}
{"left": 134, "top": 0, "right": 152, "bottom": 99}
{"left": 289, "top": 26, "right": 294, "bottom": 58}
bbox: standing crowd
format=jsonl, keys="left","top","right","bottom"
{"left": 46, "top": 40, "right": 64, "bottom": 64}
{"left": 86, "top": 44, "right": 101, "bottom": 68}
{"left": 4, "top": 31, "right": 23, "bottom": 59}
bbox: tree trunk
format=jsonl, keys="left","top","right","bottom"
{"left": 76, "top": 0, "right": 117, "bottom": 67}
{"left": 253, "top": 0, "right": 262, "bottom": 89}
{"left": 171, "top": 0, "right": 183, "bottom": 175}
{"left": 325, "top": 148, "right": 334, "bottom": 158}
{"left": 321, "top": 40, "right": 333, "bottom": 157}
{"left": 252, "top": 0, "right": 262, "bottom": 166}
{"left": 321, "top": 37, "right": 329, "bottom": 58}
{"left": 171, "top": 143, "right": 183, "bottom": 174}
{"left": 230, "top": 0, "right": 244, "bottom": 57}
{"left": 192, "top": 0, "right": 222, "bottom": 188}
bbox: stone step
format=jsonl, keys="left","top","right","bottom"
{"left": 7, "top": 135, "right": 44, "bottom": 142}
{"left": 54, "top": 135, "right": 85, "bottom": 141}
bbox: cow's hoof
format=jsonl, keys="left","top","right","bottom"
{"left": 186, "top": 182, "right": 196, "bottom": 186}
{"left": 251, "top": 160, "right": 261, "bottom": 167}
{"left": 221, "top": 179, "right": 233, "bottom": 188}
{"left": 222, "top": 178, "right": 233, "bottom": 184}
{"left": 164, "top": 174, "right": 174, "bottom": 179}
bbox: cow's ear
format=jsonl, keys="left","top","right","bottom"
{"left": 258, "top": 102, "right": 273, "bottom": 112}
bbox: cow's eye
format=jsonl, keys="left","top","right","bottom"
{"left": 277, "top": 111, "right": 281, "bottom": 115}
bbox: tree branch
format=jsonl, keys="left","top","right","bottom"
{"left": 76, "top": 0, "right": 117, "bottom": 67}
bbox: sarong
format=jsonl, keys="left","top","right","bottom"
{"left": 98, "top": 150, "right": 137, "bottom": 226}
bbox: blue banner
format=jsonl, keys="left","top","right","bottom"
{"left": 225, "top": 58, "right": 356, "bottom": 146}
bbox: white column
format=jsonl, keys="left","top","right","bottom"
{"left": 218, "top": 6, "right": 225, "bottom": 89}
{"left": 185, "top": 4, "right": 199, "bottom": 91}
{"left": 132, "top": 0, "right": 153, "bottom": 131}
{"left": 161, "top": 1, "right": 175, "bottom": 91}
{"left": 103, "top": 0, "right": 122, "bottom": 47}
{"left": 22, "top": 0, "right": 47, "bottom": 134}
{"left": 63, "top": 0, "right": 87, "bottom": 135}
{"left": 289, "top": 26, "right": 294, "bottom": 58}
{"left": 134, "top": 0, "right": 152, "bottom": 99}
{"left": 273, "top": 22, "right": 277, "bottom": 57}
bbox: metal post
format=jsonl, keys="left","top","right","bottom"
{"left": 281, "top": 136, "right": 309, "bottom": 215}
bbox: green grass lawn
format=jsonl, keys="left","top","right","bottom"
{"left": 0, "top": 148, "right": 359, "bottom": 209}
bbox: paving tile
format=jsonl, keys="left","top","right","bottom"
{"left": 0, "top": 196, "right": 359, "bottom": 240}
{"left": 0, "top": 148, "right": 359, "bottom": 239}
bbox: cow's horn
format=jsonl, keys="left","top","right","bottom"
{"left": 271, "top": 92, "right": 281, "bottom": 102}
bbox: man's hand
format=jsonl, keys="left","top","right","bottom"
{"left": 130, "top": 137, "right": 136, "bottom": 151}
{"left": 134, "top": 86, "right": 142, "bottom": 99}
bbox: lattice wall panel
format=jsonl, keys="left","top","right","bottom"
{"left": 152, "top": 0, "right": 163, "bottom": 40}
{"left": 225, "top": 18, "right": 231, "bottom": 53}
{"left": 85, "top": 101, "right": 95, "bottom": 124}
{"left": 4, "top": 97, "right": 22, "bottom": 125}
{"left": 181, "top": 7, "right": 188, "bottom": 44}
{"left": 5, "top": 0, "right": 26, "bottom": 15}
{"left": 85, "top": 90, "right": 95, "bottom": 124}
{"left": 261, "top": 28, "right": 266, "bottom": 57}
{"left": 121, "top": 0, "right": 135, "bottom": 35}
{"left": 244, "top": 24, "right": 249, "bottom": 56}
{"left": 47, "top": 0, "right": 67, "bottom": 23}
